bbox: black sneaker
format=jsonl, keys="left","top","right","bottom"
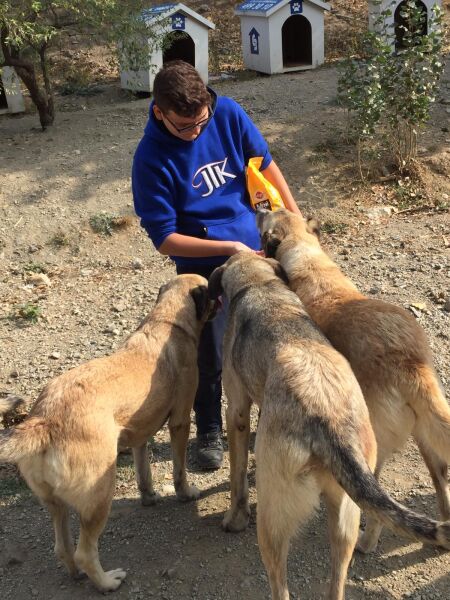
{"left": 196, "top": 432, "right": 223, "bottom": 470}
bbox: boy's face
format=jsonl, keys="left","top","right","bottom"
{"left": 153, "top": 104, "right": 210, "bottom": 141}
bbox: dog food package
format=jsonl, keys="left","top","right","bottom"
{"left": 246, "top": 157, "right": 285, "bottom": 212}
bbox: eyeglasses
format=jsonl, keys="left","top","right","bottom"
{"left": 162, "top": 108, "right": 211, "bottom": 134}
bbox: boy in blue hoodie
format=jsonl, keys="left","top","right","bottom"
{"left": 132, "top": 60, "right": 301, "bottom": 469}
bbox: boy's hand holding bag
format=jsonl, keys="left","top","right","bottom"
{"left": 246, "top": 157, "right": 285, "bottom": 212}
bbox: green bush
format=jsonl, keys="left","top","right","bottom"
{"left": 338, "top": 0, "right": 444, "bottom": 179}
{"left": 10, "top": 303, "right": 42, "bottom": 324}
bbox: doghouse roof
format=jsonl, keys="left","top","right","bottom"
{"left": 235, "top": 0, "right": 330, "bottom": 17}
{"left": 143, "top": 3, "right": 215, "bottom": 29}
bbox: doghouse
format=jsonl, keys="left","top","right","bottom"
{"left": 369, "top": 0, "right": 442, "bottom": 51}
{"left": 120, "top": 3, "right": 215, "bottom": 92}
{"left": 235, "top": 0, "right": 330, "bottom": 74}
{"left": 0, "top": 67, "right": 25, "bottom": 115}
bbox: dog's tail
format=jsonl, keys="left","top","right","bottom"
{"left": 410, "top": 364, "right": 450, "bottom": 464}
{"left": 0, "top": 395, "right": 24, "bottom": 415}
{"left": 0, "top": 397, "right": 49, "bottom": 463}
{"left": 314, "top": 429, "right": 450, "bottom": 549}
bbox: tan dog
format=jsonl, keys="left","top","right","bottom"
{"left": 208, "top": 253, "right": 450, "bottom": 600}
{"left": 257, "top": 208, "right": 450, "bottom": 553}
{"left": 0, "top": 274, "right": 211, "bottom": 592}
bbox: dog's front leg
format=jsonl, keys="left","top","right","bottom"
{"left": 132, "top": 443, "right": 161, "bottom": 506}
{"left": 223, "top": 391, "right": 251, "bottom": 532}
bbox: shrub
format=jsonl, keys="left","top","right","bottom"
{"left": 337, "top": 0, "right": 444, "bottom": 179}
{"left": 89, "top": 213, "right": 132, "bottom": 236}
{"left": 10, "top": 303, "right": 42, "bottom": 324}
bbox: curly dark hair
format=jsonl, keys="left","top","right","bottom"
{"left": 153, "top": 60, "right": 211, "bottom": 117}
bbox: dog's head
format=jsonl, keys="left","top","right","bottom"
{"left": 256, "top": 209, "right": 321, "bottom": 258}
{"left": 156, "top": 274, "right": 213, "bottom": 323}
{"left": 208, "top": 253, "right": 288, "bottom": 301}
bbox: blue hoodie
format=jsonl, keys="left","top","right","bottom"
{"left": 132, "top": 89, "right": 272, "bottom": 267}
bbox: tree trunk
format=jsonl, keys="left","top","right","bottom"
{"left": 13, "top": 61, "right": 55, "bottom": 129}
{"left": 1, "top": 27, "right": 54, "bottom": 129}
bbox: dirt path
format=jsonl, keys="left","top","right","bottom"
{"left": 1, "top": 62, "right": 449, "bottom": 599}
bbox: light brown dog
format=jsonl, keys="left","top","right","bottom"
{"left": 0, "top": 274, "right": 212, "bottom": 592}
{"left": 258, "top": 208, "right": 450, "bottom": 553}
{"left": 208, "top": 252, "right": 450, "bottom": 600}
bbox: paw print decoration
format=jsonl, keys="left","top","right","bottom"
{"left": 171, "top": 13, "right": 186, "bottom": 29}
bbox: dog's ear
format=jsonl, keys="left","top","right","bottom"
{"left": 208, "top": 265, "right": 225, "bottom": 300}
{"left": 262, "top": 231, "right": 281, "bottom": 258}
{"left": 255, "top": 208, "right": 270, "bottom": 230}
{"left": 156, "top": 282, "right": 169, "bottom": 304}
{"left": 265, "top": 258, "right": 289, "bottom": 285}
{"left": 306, "top": 218, "right": 320, "bottom": 239}
{"left": 190, "top": 285, "right": 209, "bottom": 320}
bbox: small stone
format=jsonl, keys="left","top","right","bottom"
{"left": 132, "top": 258, "right": 144, "bottom": 270}
{"left": 112, "top": 303, "right": 126, "bottom": 313}
{"left": 50, "top": 352, "right": 61, "bottom": 359}
{"left": 407, "top": 306, "right": 422, "bottom": 319}
{"left": 26, "top": 272, "right": 51, "bottom": 287}
{"left": 443, "top": 298, "right": 450, "bottom": 313}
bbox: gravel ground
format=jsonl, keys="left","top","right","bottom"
{"left": 0, "top": 59, "right": 449, "bottom": 599}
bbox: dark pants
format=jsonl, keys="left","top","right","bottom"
{"left": 176, "top": 263, "right": 227, "bottom": 436}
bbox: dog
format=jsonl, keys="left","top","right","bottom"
{"left": 208, "top": 252, "right": 450, "bottom": 600}
{"left": 257, "top": 207, "right": 450, "bottom": 553}
{"left": 0, "top": 274, "right": 212, "bottom": 592}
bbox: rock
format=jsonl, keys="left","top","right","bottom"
{"left": 407, "top": 305, "right": 422, "bottom": 319}
{"left": 1, "top": 543, "right": 27, "bottom": 566}
{"left": 50, "top": 352, "right": 61, "bottom": 359}
{"left": 409, "top": 302, "right": 427, "bottom": 312}
{"left": 196, "top": 4, "right": 210, "bottom": 14}
{"left": 443, "top": 298, "right": 450, "bottom": 313}
{"left": 132, "top": 258, "right": 144, "bottom": 270}
{"left": 26, "top": 272, "right": 51, "bottom": 287}
{"left": 364, "top": 206, "right": 398, "bottom": 222}
{"left": 112, "top": 303, "right": 126, "bottom": 313}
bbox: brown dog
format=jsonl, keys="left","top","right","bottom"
{"left": 0, "top": 274, "right": 211, "bottom": 592}
{"left": 208, "top": 252, "right": 450, "bottom": 600}
{"left": 257, "top": 208, "right": 450, "bottom": 553}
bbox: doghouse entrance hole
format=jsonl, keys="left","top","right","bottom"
{"left": 282, "top": 15, "right": 312, "bottom": 68}
{"left": 395, "top": 0, "right": 428, "bottom": 50}
{"left": 163, "top": 31, "right": 195, "bottom": 66}
{"left": 0, "top": 77, "right": 8, "bottom": 109}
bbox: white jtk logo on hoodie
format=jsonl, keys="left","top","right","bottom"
{"left": 192, "top": 158, "right": 236, "bottom": 197}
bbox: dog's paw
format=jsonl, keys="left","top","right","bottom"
{"left": 176, "top": 484, "right": 200, "bottom": 503}
{"left": 222, "top": 508, "right": 250, "bottom": 532}
{"left": 71, "top": 570, "right": 87, "bottom": 581}
{"left": 356, "top": 530, "right": 378, "bottom": 554}
{"left": 141, "top": 491, "right": 161, "bottom": 506}
{"left": 98, "top": 568, "right": 127, "bottom": 592}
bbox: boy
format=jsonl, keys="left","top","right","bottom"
{"left": 132, "top": 60, "right": 301, "bottom": 469}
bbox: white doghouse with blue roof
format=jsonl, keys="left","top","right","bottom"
{"left": 235, "top": 0, "right": 330, "bottom": 74}
{"left": 120, "top": 3, "right": 215, "bottom": 93}
{"left": 369, "top": 0, "right": 442, "bottom": 51}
